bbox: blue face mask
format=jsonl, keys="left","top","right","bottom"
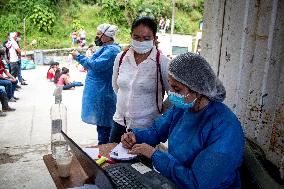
{"left": 168, "top": 91, "right": 197, "bottom": 110}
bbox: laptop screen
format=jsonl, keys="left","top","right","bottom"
{"left": 61, "top": 131, "right": 115, "bottom": 189}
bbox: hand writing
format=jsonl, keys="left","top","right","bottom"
{"left": 128, "top": 143, "right": 156, "bottom": 159}
{"left": 121, "top": 132, "right": 136, "bottom": 149}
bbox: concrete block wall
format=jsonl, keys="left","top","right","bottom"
{"left": 202, "top": 0, "right": 284, "bottom": 170}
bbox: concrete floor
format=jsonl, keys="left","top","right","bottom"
{"left": 0, "top": 64, "right": 98, "bottom": 189}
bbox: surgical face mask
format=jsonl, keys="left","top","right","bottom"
{"left": 95, "top": 36, "right": 103, "bottom": 46}
{"left": 131, "top": 39, "right": 154, "bottom": 54}
{"left": 168, "top": 91, "right": 197, "bottom": 110}
{"left": 16, "top": 37, "right": 21, "bottom": 42}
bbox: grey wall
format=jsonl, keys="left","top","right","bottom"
{"left": 202, "top": 0, "right": 284, "bottom": 169}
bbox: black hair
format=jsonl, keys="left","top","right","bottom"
{"left": 53, "top": 62, "right": 59, "bottom": 66}
{"left": 54, "top": 68, "right": 61, "bottom": 84}
{"left": 131, "top": 16, "right": 157, "bottom": 36}
{"left": 49, "top": 60, "right": 59, "bottom": 67}
{"left": 47, "top": 62, "right": 59, "bottom": 79}
{"left": 61, "top": 67, "right": 69, "bottom": 75}
{"left": 54, "top": 67, "right": 69, "bottom": 84}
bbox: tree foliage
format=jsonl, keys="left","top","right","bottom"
{"left": 30, "top": 5, "right": 56, "bottom": 34}
{"left": 72, "top": 19, "right": 83, "bottom": 30}
{"left": 96, "top": 0, "right": 203, "bottom": 32}
{"left": 176, "top": 0, "right": 204, "bottom": 14}
{"left": 100, "top": 0, "right": 127, "bottom": 26}
{"left": 96, "top": 0, "right": 172, "bottom": 26}
{"left": 0, "top": 0, "right": 204, "bottom": 50}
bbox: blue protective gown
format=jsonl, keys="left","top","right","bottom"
{"left": 132, "top": 102, "right": 244, "bottom": 189}
{"left": 75, "top": 43, "right": 121, "bottom": 126}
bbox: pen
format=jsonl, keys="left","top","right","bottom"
{"left": 123, "top": 138, "right": 132, "bottom": 147}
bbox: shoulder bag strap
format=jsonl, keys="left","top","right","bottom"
{"left": 156, "top": 49, "right": 165, "bottom": 114}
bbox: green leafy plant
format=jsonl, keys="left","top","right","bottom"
{"left": 29, "top": 5, "right": 55, "bottom": 34}
{"left": 0, "top": 0, "right": 204, "bottom": 50}
{"left": 100, "top": 0, "right": 127, "bottom": 25}
{"left": 0, "top": 14, "right": 21, "bottom": 34}
{"left": 72, "top": 19, "right": 83, "bottom": 30}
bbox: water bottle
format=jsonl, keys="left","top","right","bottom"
{"left": 50, "top": 86, "right": 68, "bottom": 159}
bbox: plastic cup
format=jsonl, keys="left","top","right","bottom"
{"left": 55, "top": 151, "right": 72, "bottom": 178}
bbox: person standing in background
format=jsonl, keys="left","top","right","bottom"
{"left": 165, "top": 17, "right": 171, "bottom": 33}
{"left": 5, "top": 32, "right": 20, "bottom": 82}
{"left": 70, "top": 30, "right": 78, "bottom": 47}
{"left": 159, "top": 17, "right": 165, "bottom": 31}
{"left": 15, "top": 32, "right": 27, "bottom": 86}
{"left": 2, "top": 33, "right": 11, "bottom": 72}
{"left": 78, "top": 28, "right": 87, "bottom": 47}
{"left": 72, "top": 24, "right": 120, "bottom": 145}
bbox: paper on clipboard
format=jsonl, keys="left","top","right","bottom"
{"left": 109, "top": 142, "right": 137, "bottom": 160}
{"left": 83, "top": 148, "right": 99, "bottom": 159}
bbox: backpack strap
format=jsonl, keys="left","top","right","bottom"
{"left": 156, "top": 50, "right": 165, "bottom": 114}
{"left": 118, "top": 50, "right": 128, "bottom": 68}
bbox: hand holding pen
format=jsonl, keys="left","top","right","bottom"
{"left": 121, "top": 132, "right": 136, "bottom": 149}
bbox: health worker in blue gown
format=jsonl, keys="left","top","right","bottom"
{"left": 121, "top": 52, "right": 245, "bottom": 189}
{"left": 72, "top": 24, "right": 121, "bottom": 145}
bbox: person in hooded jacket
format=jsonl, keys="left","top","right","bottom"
{"left": 71, "top": 24, "right": 120, "bottom": 145}
{"left": 121, "top": 53, "right": 245, "bottom": 189}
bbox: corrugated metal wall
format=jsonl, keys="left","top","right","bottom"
{"left": 202, "top": 0, "right": 284, "bottom": 169}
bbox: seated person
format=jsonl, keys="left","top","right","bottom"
{"left": 47, "top": 61, "right": 59, "bottom": 82}
{"left": 0, "top": 86, "right": 15, "bottom": 115}
{"left": 0, "top": 49, "right": 18, "bottom": 102}
{"left": 121, "top": 53, "right": 245, "bottom": 189}
{"left": 54, "top": 67, "right": 83, "bottom": 90}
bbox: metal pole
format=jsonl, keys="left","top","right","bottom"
{"left": 170, "top": 0, "right": 176, "bottom": 54}
{"left": 23, "top": 18, "right": 26, "bottom": 57}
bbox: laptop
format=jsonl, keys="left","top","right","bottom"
{"left": 61, "top": 131, "right": 180, "bottom": 189}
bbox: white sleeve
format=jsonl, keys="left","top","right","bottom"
{"left": 112, "top": 52, "right": 123, "bottom": 94}
{"left": 160, "top": 55, "right": 170, "bottom": 91}
{"left": 11, "top": 40, "right": 19, "bottom": 49}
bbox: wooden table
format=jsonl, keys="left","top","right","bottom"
{"left": 43, "top": 143, "right": 117, "bottom": 189}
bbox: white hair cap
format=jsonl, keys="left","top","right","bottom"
{"left": 97, "top": 24, "right": 118, "bottom": 39}
{"left": 169, "top": 52, "right": 226, "bottom": 102}
{"left": 9, "top": 32, "right": 17, "bottom": 40}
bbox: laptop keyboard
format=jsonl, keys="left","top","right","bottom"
{"left": 106, "top": 166, "right": 147, "bottom": 189}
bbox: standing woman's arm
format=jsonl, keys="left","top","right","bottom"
{"left": 112, "top": 53, "right": 122, "bottom": 94}
{"left": 160, "top": 55, "right": 170, "bottom": 91}
{"left": 160, "top": 55, "right": 171, "bottom": 111}
{"left": 75, "top": 47, "right": 116, "bottom": 72}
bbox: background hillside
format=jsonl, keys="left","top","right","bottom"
{"left": 0, "top": 0, "right": 204, "bottom": 50}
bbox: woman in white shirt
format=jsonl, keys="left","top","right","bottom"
{"left": 109, "top": 17, "right": 170, "bottom": 143}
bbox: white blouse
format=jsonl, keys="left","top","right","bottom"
{"left": 112, "top": 47, "right": 170, "bottom": 129}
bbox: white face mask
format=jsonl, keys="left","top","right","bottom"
{"left": 131, "top": 39, "right": 154, "bottom": 54}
